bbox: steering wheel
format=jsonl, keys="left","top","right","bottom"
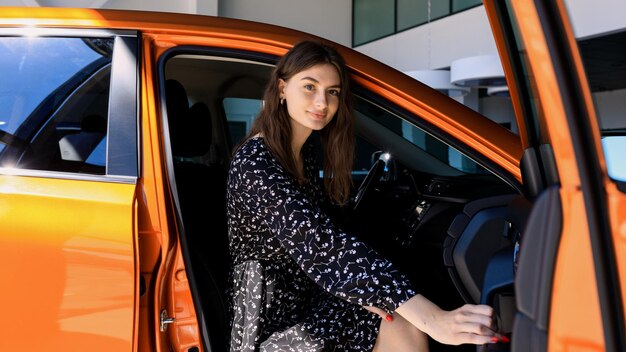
{"left": 352, "top": 158, "right": 385, "bottom": 213}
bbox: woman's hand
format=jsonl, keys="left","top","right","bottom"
{"left": 395, "top": 294, "right": 497, "bottom": 345}
{"left": 363, "top": 305, "right": 392, "bottom": 321}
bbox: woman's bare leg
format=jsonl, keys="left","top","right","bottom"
{"left": 372, "top": 312, "right": 429, "bottom": 352}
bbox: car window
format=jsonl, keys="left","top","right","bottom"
{"left": 222, "top": 93, "right": 494, "bottom": 179}
{"left": 0, "top": 37, "right": 112, "bottom": 174}
{"left": 223, "top": 97, "right": 263, "bottom": 146}
{"left": 601, "top": 136, "right": 626, "bottom": 182}
{"left": 219, "top": 80, "right": 518, "bottom": 182}
{"left": 353, "top": 96, "right": 491, "bottom": 176}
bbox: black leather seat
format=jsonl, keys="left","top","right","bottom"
{"left": 166, "top": 79, "right": 230, "bottom": 351}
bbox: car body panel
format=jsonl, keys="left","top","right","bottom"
{"left": 0, "top": 175, "right": 137, "bottom": 351}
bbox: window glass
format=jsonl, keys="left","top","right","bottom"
{"left": 496, "top": 0, "right": 560, "bottom": 193}
{"left": 602, "top": 136, "right": 626, "bottom": 182}
{"left": 0, "top": 37, "right": 112, "bottom": 174}
{"left": 452, "top": 0, "right": 482, "bottom": 12}
{"left": 223, "top": 97, "right": 263, "bottom": 147}
{"left": 354, "top": 96, "right": 491, "bottom": 175}
{"left": 353, "top": 0, "right": 395, "bottom": 46}
{"left": 397, "top": 0, "right": 449, "bottom": 31}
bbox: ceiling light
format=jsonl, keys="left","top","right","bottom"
{"left": 450, "top": 54, "right": 507, "bottom": 87}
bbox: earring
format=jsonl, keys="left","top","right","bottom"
{"left": 280, "top": 97, "right": 285, "bottom": 105}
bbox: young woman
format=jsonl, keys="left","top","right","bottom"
{"left": 227, "top": 40, "right": 498, "bottom": 351}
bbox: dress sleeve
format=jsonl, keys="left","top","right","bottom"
{"left": 237, "top": 147, "right": 416, "bottom": 313}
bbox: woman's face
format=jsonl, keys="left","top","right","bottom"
{"left": 279, "top": 63, "right": 341, "bottom": 139}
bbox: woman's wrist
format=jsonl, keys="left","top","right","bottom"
{"left": 394, "top": 294, "right": 440, "bottom": 335}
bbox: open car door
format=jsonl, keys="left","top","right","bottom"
{"left": 484, "top": 0, "right": 626, "bottom": 351}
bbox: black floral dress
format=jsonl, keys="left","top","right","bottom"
{"left": 227, "top": 137, "right": 416, "bottom": 352}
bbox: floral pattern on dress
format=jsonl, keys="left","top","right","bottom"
{"left": 227, "top": 137, "right": 416, "bottom": 351}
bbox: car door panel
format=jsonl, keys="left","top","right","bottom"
{"left": 0, "top": 175, "right": 137, "bottom": 351}
{"left": 0, "top": 27, "right": 141, "bottom": 351}
{"left": 512, "top": 185, "right": 561, "bottom": 351}
{"left": 444, "top": 194, "right": 530, "bottom": 304}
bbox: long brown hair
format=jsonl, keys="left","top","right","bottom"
{"left": 244, "top": 40, "right": 354, "bottom": 205}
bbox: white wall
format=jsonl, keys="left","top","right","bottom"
{"left": 565, "top": 0, "right": 626, "bottom": 39}
{"left": 355, "top": 6, "right": 497, "bottom": 71}
{"left": 217, "top": 0, "right": 351, "bottom": 47}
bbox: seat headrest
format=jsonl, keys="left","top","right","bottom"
{"left": 166, "top": 79, "right": 189, "bottom": 117}
{"left": 180, "top": 102, "right": 212, "bottom": 157}
{"left": 165, "top": 79, "right": 213, "bottom": 158}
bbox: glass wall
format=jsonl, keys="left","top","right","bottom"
{"left": 353, "top": 0, "right": 395, "bottom": 48}
{"left": 353, "top": 0, "right": 482, "bottom": 46}
{"left": 397, "top": 0, "right": 449, "bottom": 32}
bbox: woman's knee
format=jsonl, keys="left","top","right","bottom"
{"left": 373, "top": 313, "right": 429, "bottom": 352}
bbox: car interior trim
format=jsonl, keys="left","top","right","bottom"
{"left": 0, "top": 167, "right": 137, "bottom": 184}
{"left": 159, "top": 45, "right": 280, "bottom": 69}
{"left": 519, "top": 148, "right": 544, "bottom": 199}
{"left": 513, "top": 185, "right": 562, "bottom": 352}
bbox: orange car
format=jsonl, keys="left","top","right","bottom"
{"left": 0, "top": 1, "right": 623, "bottom": 351}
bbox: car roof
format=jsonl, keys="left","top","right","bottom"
{"left": 1, "top": 7, "right": 305, "bottom": 48}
